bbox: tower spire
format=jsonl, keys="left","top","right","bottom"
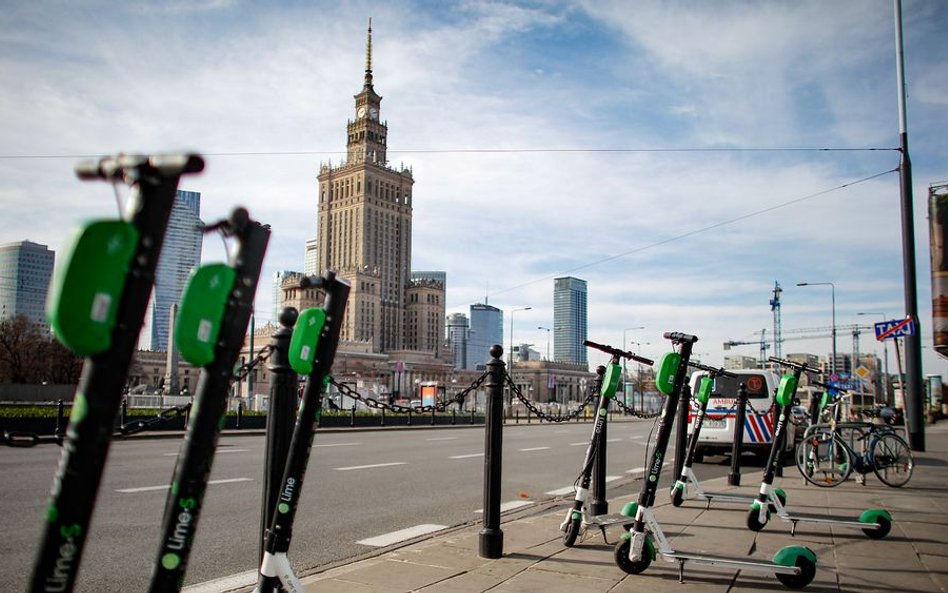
{"left": 364, "top": 18, "right": 373, "bottom": 88}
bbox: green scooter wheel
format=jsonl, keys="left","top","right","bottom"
{"left": 746, "top": 505, "right": 770, "bottom": 531}
{"left": 562, "top": 514, "right": 582, "bottom": 547}
{"left": 614, "top": 534, "right": 653, "bottom": 575}
{"left": 863, "top": 515, "right": 891, "bottom": 540}
{"left": 773, "top": 546, "right": 817, "bottom": 589}
{"left": 768, "top": 488, "right": 787, "bottom": 513}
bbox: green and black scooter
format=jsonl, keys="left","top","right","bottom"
{"left": 614, "top": 332, "right": 817, "bottom": 589}
{"left": 560, "top": 340, "right": 652, "bottom": 546}
{"left": 746, "top": 357, "right": 892, "bottom": 539}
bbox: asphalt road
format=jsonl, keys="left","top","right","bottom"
{"left": 0, "top": 419, "right": 747, "bottom": 592}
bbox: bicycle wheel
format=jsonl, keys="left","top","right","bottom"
{"left": 871, "top": 433, "right": 914, "bottom": 487}
{"left": 796, "top": 429, "right": 852, "bottom": 487}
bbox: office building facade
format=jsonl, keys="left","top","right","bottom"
{"left": 446, "top": 312, "right": 470, "bottom": 370}
{"left": 469, "top": 303, "right": 502, "bottom": 370}
{"left": 0, "top": 240, "right": 54, "bottom": 331}
{"left": 553, "top": 276, "right": 588, "bottom": 365}
{"left": 138, "top": 190, "right": 203, "bottom": 351}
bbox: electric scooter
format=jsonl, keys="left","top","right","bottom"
{"left": 560, "top": 340, "right": 653, "bottom": 546}
{"left": 746, "top": 357, "right": 892, "bottom": 539}
{"left": 253, "top": 272, "right": 350, "bottom": 593}
{"left": 614, "top": 332, "right": 817, "bottom": 589}
{"left": 148, "top": 208, "right": 270, "bottom": 593}
{"left": 30, "top": 154, "right": 204, "bottom": 593}
{"left": 670, "top": 363, "right": 787, "bottom": 510}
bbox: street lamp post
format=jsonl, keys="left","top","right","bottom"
{"left": 797, "top": 282, "right": 837, "bottom": 376}
{"left": 623, "top": 327, "right": 644, "bottom": 405}
{"left": 508, "top": 307, "right": 532, "bottom": 409}
{"left": 537, "top": 326, "right": 552, "bottom": 361}
{"left": 858, "top": 311, "right": 891, "bottom": 406}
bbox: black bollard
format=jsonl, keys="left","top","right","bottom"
{"left": 350, "top": 405, "right": 357, "bottom": 427}
{"left": 121, "top": 397, "right": 128, "bottom": 429}
{"left": 479, "top": 345, "right": 505, "bottom": 559}
{"left": 728, "top": 383, "right": 748, "bottom": 486}
{"left": 236, "top": 398, "right": 243, "bottom": 429}
{"left": 431, "top": 404, "right": 436, "bottom": 425}
{"left": 55, "top": 399, "right": 65, "bottom": 438}
{"left": 673, "top": 382, "right": 692, "bottom": 480}
{"left": 589, "top": 365, "right": 609, "bottom": 516}
{"left": 452, "top": 409, "right": 456, "bottom": 425}
{"left": 260, "top": 307, "right": 298, "bottom": 562}
{"left": 380, "top": 406, "right": 385, "bottom": 426}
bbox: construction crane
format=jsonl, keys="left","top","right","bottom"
{"left": 770, "top": 281, "right": 783, "bottom": 359}
{"left": 723, "top": 328, "right": 770, "bottom": 366}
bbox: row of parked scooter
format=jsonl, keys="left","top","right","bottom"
{"left": 559, "top": 334, "right": 893, "bottom": 589}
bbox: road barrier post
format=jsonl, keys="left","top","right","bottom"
{"left": 728, "top": 383, "right": 748, "bottom": 486}
{"left": 260, "top": 307, "right": 298, "bottom": 561}
{"left": 479, "top": 345, "right": 505, "bottom": 559}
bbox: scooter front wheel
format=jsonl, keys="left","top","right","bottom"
{"left": 670, "top": 486, "right": 684, "bottom": 507}
{"left": 746, "top": 506, "right": 770, "bottom": 531}
{"left": 614, "top": 536, "right": 653, "bottom": 574}
{"left": 562, "top": 515, "right": 582, "bottom": 547}
{"left": 775, "top": 554, "right": 816, "bottom": 589}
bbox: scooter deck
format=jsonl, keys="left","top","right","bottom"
{"left": 583, "top": 513, "right": 634, "bottom": 528}
{"left": 780, "top": 511, "right": 878, "bottom": 529}
{"left": 663, "top": 551, "right": 799, "bottom": 575}
{"left": 698, "top": 490, "right": 757, "bottom": 503}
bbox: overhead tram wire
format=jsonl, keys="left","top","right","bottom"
{"left": 0, "top": 146, "right": 898, "bottom": 160}
{"left": 447, "top": 166, "right": 899, "bottom": 309}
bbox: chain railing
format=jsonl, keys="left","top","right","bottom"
{"left": 505, "top": 373, "right": 598, "bottom": 423}
{"left": 116, "top": 403, "right": 191, "bottom": 436}
{"left": 328, "top": 370, "right": 490, "bottom": 414}
{"left": 612, "top": 395, "right": 664, "bottom": 419}
{"left": 233, "top": 344, "right": 275, "bottom": 383}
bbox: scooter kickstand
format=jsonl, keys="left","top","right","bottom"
{"left": 790, "top": 520, "right": 798, "bottom": 537}
{"left": 678, "top": 559, "right": 686, "bottom": 583}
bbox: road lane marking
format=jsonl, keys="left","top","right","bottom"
{"left": 626, "top": 462, "right": 668, "bottom": 474}
{"left": 117, "top": 477, "right": 252, "bottom": 493}
{"left": 519, "top": 446, "right": 551, "bottom": 452}
{"left": 569, "top": 442, "right": 588, "bottom": 446}
{"left": 313, "top": 442, "right": 361, "bottom": 447}
{"left": 475, "top": 500, "right": 534, "bottom": 514}
{"left": 163, "top": 448, "right": 249, "bottom": 457}
{"left": 449, "top": 453, "right": 483, "bottom": 459}
{"left": 334, "top": 462, "right": 407, "bottom": 471}
{"left": 356, "top": 524, "right": 448, "bottom": 547}
{"left": 182, "top": 569, "right": 258, "bottom": 593}
{"left": 425, "top": 436, "right": 458, "bottom": 441}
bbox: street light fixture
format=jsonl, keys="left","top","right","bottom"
{"left": 797, "top": 282, "right": 837, "bottom": 376}
{"left": 537, "top": 326, "right": 552, "bottom": 361}
{"left": 858, "top": 311, "right": 891, "bottom": 406}
{"left": 622, "top": 326, "right": 645, "bottom": 391}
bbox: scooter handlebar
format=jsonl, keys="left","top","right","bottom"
{"left": 75, "top": 153, "right": 205, "bottom": 181}
{"left": 663, "top": 331, "right": 698, "bottom": 344}
{"left": 767, "top": 356, "right": 821, "bottom": 375}
{"left": 687, "top": 361, "right": 737, "bottom": 378}
{"left": 583, "top": 340, "right": 653, "bottom": 366}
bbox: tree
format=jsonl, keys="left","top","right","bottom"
{"left": 0, "top": 315, "right": 82, "bottom": 384}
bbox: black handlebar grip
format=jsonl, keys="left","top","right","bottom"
{"left": 75, "top": 153, "right": 205, "bottom": 181}
{"left": 688, "top": 361, "right": 737, "bottom": 378}
{"left": 663, "top": 331, "right": 698, "bottom": 344}
{"left": 583, "top": 340, "right": 654, "bottom": 366}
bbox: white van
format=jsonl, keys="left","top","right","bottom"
{"left": 687, "top": 369, "right": 795, "bottom": 462}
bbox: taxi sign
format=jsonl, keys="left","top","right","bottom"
{"left": 874, "top": 318, "right": 915, "bottom": 341}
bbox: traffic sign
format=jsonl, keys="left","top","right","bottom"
{"left": 874, "top": 317, "right": 915, "bottom": 341}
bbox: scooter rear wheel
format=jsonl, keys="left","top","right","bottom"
{"left": 562, "top": 516, "right": 582, "bottom": 547}
{"left": 614, "top": 536, "right": 652, "bottom": 574}
{"left": 775, "top": 555, "right": 816, "bottom": 589}
{"left": 863, "top": 515, "right": 891, "bottom": 539}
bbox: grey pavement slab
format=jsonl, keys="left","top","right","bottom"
{"left": 231, "top": 423, "right": 948, "bottom": 593}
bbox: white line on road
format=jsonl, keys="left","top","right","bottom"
{"left": 569, "top": 442, "right": 588, "bottom": 446}
{"left": 356, "top": 524, "right": 448, "bottom": 547}
{"left": 163, "top": 448, "right": 249, "bottom": 457}
{"left": 475, "top": 500, "right": 534, "bottom": 514}
{"left": 449, "top": 453, "right": 483, "bottom": 459}
{"left": 334, "top": 462, "right": 407, "bottom": 471}
{"left": 425, "top": 436, "right": 458, "bottom": 441}
{"left": 117, "top": 477, "right": 252, "bottom": 493}
{"left": 519, "top": 446, "right": 551, "bottom": 452}
{"left": 313, "top": 442, "right": 361, "bottom": 448}
{"left": 546, "top": 475, "right": 623, "bottom": 496}
{"left": 182, "top": 569, "right": 258, "bottom": 593}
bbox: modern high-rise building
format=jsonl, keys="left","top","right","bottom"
{"left": 469, "top": 303, "right": 503, "bottom": 370}
{"left": 314, "top": 21, "right": 443, "bottom": 355}
{"left": 446, "top": 312, "right": 470, "bottom": 370}
{"left": 553, "top": 276, "right": 588, "bottom": 365}
{"left": 303, "top": 238, "right": 319, "bottom": 276}
{"left": 0, "top": 240, "right": 54, "bottom": 331}
{"left": 138, "top": 190, "right": 202, "bottom": 351}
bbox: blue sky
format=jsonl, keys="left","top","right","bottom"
{"left": 1, "top": 0, "right": 946, "bottom": 377}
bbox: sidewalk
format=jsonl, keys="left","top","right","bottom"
{"left": 244, "top": 423, "right": 948, "bottom": 593}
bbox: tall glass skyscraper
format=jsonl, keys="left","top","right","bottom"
{"left": 0, "top": 240, "right": 54, "bottom": 332}
{"left": 553, "top": 276, "right": 587, "bottom": 365}
{"left": 138, "top": 190, "right": 203, "bottom": 351}
{"left": 446, "top": 312, "right": 469, "bottom": 370}
{"left": 469, "top": 303, "right": 502, "bottom": 370}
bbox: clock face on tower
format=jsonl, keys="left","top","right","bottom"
{"left": 369, "top": 107, "right": 379, "bottom": 120}
{"left": 357, "top": 106, "right": 366, "bottom": 118}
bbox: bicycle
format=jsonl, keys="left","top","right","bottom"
{"left": 797, "top": 391, "right": 914, "bottom": 487}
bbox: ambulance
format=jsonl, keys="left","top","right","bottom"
{"left": 686, "top": 368, "right": 795, "bottom": 462}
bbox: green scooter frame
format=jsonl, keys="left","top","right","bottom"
{"left": 560, "top": 340, "right": 652, "bottom": 547}
{"left": 615, "top": 333, "right": 817, "bottom": 589}
{"left": 746, "top": 357, "right": 892, "bottom": 540}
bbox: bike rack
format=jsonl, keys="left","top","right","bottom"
{"left": 746, "top": 357, "right": 893, "bottom": 540}
{"left": 615, "top": 333, "right": 817, "bottom": 589}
